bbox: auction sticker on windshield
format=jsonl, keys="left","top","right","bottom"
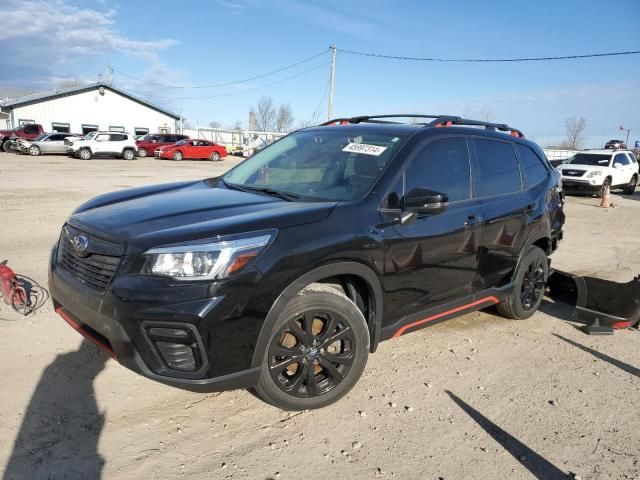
{"left": 343, "top": 143, "right": 387, "bottom": 156}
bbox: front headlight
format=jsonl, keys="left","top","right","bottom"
{"left": 140, "top": 231, "right": 275, "bottom": 281}
{"left": 586, "top": 171, "right": 602, "bottom": 178}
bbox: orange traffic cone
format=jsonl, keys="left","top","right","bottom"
{"left": 600, "top": 182, "right": 611, "bottom": 208}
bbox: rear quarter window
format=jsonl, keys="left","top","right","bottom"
{"left": 516, "top": 144, "right": 549, "bottom": 189}
{"left": 473, "top": 138, "right": 522, "bottom": 197}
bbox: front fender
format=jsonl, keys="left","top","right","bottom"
{"left": 250, "top": 261, "right": 384, "bottom": 368}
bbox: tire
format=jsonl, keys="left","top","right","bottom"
{"left": 29, "top": 145, "right": 41, "bottom": 156}
{"left": 173, "top": 151, "right": 183, "bottom": 161}
{"left": 137, "top": 148, "right": 148, "bottom": 158}
{"left": 78, "top": 148, "right": 92, "bottom": 160}
{"left": 2, "top": 140, "right": 12, "bottom": 153}
{"left": 255, "top": 284, "right": 369, "bottom": 410}
{"left": 624, "top": 175, "right": 637, "bottom": 195}
{"left": 496, "top": 245, "right": 548, "bottom": 320}
{"left": 209, "top": 151, "right": 221, "bottom": 161}
{"left": 598, "top": 177, "right": 612, "bottom": 198}
{"left": 122, "top": 148, "right": 135, "bottom": 160}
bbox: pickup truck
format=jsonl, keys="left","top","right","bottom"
{"left": 0, "top": 124, "right": 45, "bottom": 152}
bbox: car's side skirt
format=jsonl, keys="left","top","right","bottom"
{"left": 381, "top": 283, "right": 514, "bottom": 340}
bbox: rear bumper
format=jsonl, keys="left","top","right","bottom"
{"left": 48, "top": 245, "right": 261, "bottom": 393}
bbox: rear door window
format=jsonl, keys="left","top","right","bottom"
{"left": 516, "top": 144, "right": 549, "bottom": 189}
{"left": 473, "top": 139, "right": 522, "bottom": 197}
{"left": 405, "top": 137, "right": 471, "bottom": 203}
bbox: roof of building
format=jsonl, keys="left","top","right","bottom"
{"left": 1, "top": 82, "right": 180, "bottom": 120}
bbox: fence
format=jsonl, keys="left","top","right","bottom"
{"left": 543, "top": 148, "right": 578, "bottom": 162}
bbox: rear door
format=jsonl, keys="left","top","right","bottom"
{"left": 44, "top": 134, "right": 66, "bottom": 153}
{"left": 380, "top": 136, "right": 481, "bottom": 318}
{"left": 471, "top": 137, "right": 527, "bottom": 290}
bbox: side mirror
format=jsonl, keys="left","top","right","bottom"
{"left": 404, "top": 187, "right": 448, "bottom": 214}
{"left": 613, "top": 163, "right": 619, "bottom": 169}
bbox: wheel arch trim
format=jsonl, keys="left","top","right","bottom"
{"left": 251, "top": 261, "right": 384, "bottom": 368}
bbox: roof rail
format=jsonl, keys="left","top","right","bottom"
{"left": 321, "top": 114, "right": 525, "bottom": 138}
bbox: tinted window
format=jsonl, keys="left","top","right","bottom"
{"left": 109, "top": 134, "right": 126, "bottom": 141}
{"left": 474, "top": 139, "right": 522, "bottom": 197}
{"left": 23, "top": 125, "right": 39, "bottom": 134}
{"left": 405, "top": 137, "right": 471, "bottom": 202}
{"left": 516, "top": 144, "right": 549, "bottom": 188}
{"left": 48, "top": 134, "right": 65, "bottom": 141}
{"left": 626, "top": 152, "right": 637, "bottom": 164}
{"left": 614, "top": 154, "right": 630, "bottom": 166}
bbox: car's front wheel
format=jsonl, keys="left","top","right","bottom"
{"left": 78, "top": 148, "right": 92, "bottom": 160}
{"left": 2, "top": 140, "right": 12, "bottom": 153}
{"left": 29, "top": 145, "right": 40, "bottom": 156}
{"left": 256, "top": 285, "right": 369, "bottom": 410}
{"left": 173, "top": 151, "right": 183, "bottom": 161}
{"left": 497, "top": 245, "right": 548, "bottom": 320}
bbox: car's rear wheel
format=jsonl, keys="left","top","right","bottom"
{"left": 29, "top": 145, "right": 40, "bottom": 156}
{"left": 496, "top": 245, "right": 548, "bottom": 320}
{"left": 173, "top": 151, "right": 183, "bottom": 161}
{"left": 122, "top": 148, "right": 135, "bottom": 160}
{"left": 2, "top": 141, "right": 13, "bottom": 153}
{"left": 209, "top": 151, "right": 221, "bottom": 161}
{"left": 79, "top": 148, "right": 92, "bottom": 160}
{"left": 255, "top": 285, "right": 369, "bottom": 410}
{"left": 137, "top": 147, "right": 148, "bottom": 158}
{"left": 624, "top": 175, "right": 637, "bottom": 195}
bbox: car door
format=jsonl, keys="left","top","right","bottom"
{"left": 45, "top": 134, "right": 66, "bottom": 153}
{"left": 613, "top": 153, "right": 633, "bottom": 185}
{"left": 93, "top": 133, "right": 111, "bottom": 154}
{"left": 380, "top": 136, "right": 481, "bottom": 319}
{"left": 470, "top": 137, "right": 527, "bottom": 290}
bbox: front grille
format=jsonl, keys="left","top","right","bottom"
{"left": 562, "top": 169, "right": 586, "bottom": 177}
{"left": 58, "top": 226, "right": 122, "bottom": 293}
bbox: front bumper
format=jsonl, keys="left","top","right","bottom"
{"left": 561, "top": 179, "right": 602, "bottom": 193}
{"left": 49, "top": 243, "right": 261, "bottom": 392}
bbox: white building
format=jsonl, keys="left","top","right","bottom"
{"left": 0, "top": 83, "right": 180, "bottom": 136}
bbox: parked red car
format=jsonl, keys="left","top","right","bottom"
{"left": 155, "top": 139, "right": 228, "bottom": 161}
{"left": 0, "top": 123, "right": 44, "bottom": 152}
{"left": 136, "top": 133, "right": 189, "bottom": 157}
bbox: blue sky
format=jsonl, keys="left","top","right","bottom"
{"left": 2, "top": 0, "right": 639, "bottom": 147}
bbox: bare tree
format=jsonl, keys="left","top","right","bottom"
{"left": 276, "top": 103, "right": 294, "bottom": 132}
{"left": 565, "top": 116, "right": 587, "bottom": 150}
{"left": 230, "top": 120, "right": 243, "bottom": 131}
{"left": 208, "top": 121, "right": 221, "bottom": 128}
{"left": 250, "top": 96, "right": 276, "bottom": 131}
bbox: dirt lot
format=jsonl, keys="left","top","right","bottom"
{"left": 0, "top": 152, "right": 638, "bottom": 480}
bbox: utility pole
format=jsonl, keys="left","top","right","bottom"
{"left": 328, "top": 45, "right": 336, "bottom": 121}
{"left": 104, "top": 64, "right": 113, "bottom": 85}
{"left": 626, "top": 128, "right": 631, "bottom": 146}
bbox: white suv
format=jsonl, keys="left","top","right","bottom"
{"left": 66, "top": 131, "right": 137, "bottom": 160}
{"left": 557, "top": 149, "right": 638, "bottom": 195}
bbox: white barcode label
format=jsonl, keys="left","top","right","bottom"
{"left": 342, "top": 143, "right": 387, "bottom": 156}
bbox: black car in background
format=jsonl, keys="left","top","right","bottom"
{"left": 49, "top": 114, "right": 565, "bottom": 410}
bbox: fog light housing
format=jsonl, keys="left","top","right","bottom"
{"left": 143, "top": 323, "right": 207, "bottom": 375}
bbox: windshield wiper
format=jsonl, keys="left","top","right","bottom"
{"left": 220, "top": 180, "right": 299, "bottom": 201}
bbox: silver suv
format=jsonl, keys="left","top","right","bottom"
{"left": 66, "top": 131, "right": 137, "bottom": 160}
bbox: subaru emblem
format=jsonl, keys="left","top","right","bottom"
{"left": 72, "top": 235, "right": 89, "bottom": 253}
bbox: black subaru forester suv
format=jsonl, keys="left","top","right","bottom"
{"left": 50, "top": 115, "right": 565, "bottom": 410}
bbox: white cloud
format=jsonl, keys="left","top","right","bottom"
{"left": 0, "top": 0, "right": 177, "bottom": 84}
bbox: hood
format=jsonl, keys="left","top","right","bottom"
{"left": 68, "top": 180, "right": 336, "bottom": 253}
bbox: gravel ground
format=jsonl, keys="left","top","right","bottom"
{"left": 0, "top": 152, "right": 638, "bottom": 480}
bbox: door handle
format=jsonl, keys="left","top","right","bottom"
{"left": 524, "top": 204, "right": 535, "bottom": 214}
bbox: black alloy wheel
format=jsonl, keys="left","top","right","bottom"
{"left": 256, "top": 285, "right": 369, "bottom": 410}
{"left": 268, "top": 309, "right": 356, "bottom": 398}
{"left": 520, "top": 257, "right": 545, "bottom": 311}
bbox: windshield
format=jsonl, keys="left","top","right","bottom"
{"left": 222, "top": 130, "right": 407, "bottom": 201}
{"left": 33, "top": 133, "right": 48, "bottom": 141}
{"left": 84, "top": 131, "right": 98, "bottom": 140}
{"left": 568, "top": 153, "right": 611, "bottom": 166}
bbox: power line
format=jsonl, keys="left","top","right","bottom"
{"left": 312, "top": 78, "right": 331, "bottom": 119}
{"left": 337, "top": 48, "right": 640, "bottom": 63}
{"left": 111, "top": 49, "right": 330, "bottom": 89}
{"left": 139, "top": 61, "right": 330, "bottom": 100}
